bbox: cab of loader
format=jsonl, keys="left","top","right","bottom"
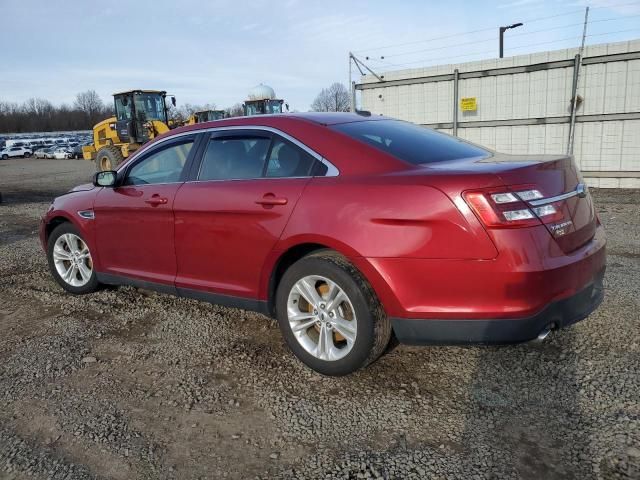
{"left": 243, "top": 99, "right": 284, "bottom": 116}
{"left": 83, "top": 89, "right": 175, "bottom": 172}
{"left": 242, "top": 84, "right": 286, "bottom": 116}
{"left": 194, "top": 110, "right": 226, "bottom": 123}
{"left": 114, "top": 90, "right": 171, "bottom": 144}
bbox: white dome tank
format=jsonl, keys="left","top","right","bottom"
{"left": 247, "top": 83, "right": 276, "bottom": 101}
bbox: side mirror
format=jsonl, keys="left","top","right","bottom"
{"left": 93, "top": 170, "right": 117, "bottom": 187}
{"left": 171, "top": 96, "right": 176, "bottom": 107}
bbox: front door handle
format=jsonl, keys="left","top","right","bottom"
{"left": 256, "top": 193, "right": 288, "bottom": 206}
{"left": 145, "top": 194, "right": 168, "bottom": 206}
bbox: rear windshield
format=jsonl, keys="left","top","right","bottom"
{"left": 332, "top": 119, "right": 489, "bottom": 165}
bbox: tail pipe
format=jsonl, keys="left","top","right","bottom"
{"left": 535, "top": 323, "right": 556, "bottom": 342}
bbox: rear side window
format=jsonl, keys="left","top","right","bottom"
{"left": 265, "top": 139, "right": 317, "bottom": 178}
{"left": 332, "top": 120, "right": 488, "bottom": 165}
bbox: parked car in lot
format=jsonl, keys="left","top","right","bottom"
{"left": 1, "top": 146, "right": 32, "bottom": 159}
{"left": 40, "top": 113, "right": 606, "bottom": 375}
{"left": 34, "top": 147, "right": 49, "bottom": 159}
{"left": 35, "top": 147, "right": 55, "bottom": 159}
{"left": 69, "top": 145, "right": 84, "bottom": 159}
{"left": 52, "top": 148, "right": 71, "bottom": 159}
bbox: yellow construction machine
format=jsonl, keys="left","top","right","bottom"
{"left": 185, "top": 109, "right": 226, "bottom": 125}
{"left": 243, "top": 83, "right": 287, "bottom": 116}
{"left": 83, "top": 90, "right": 175, "bottom": 171}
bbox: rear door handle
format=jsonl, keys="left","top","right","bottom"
{"left": 256, "top": 194, "right": 288, "bottom": 206}
{"left": 145, "top": 194, "right": 168, "bottom": 206}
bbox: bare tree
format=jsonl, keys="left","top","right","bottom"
{"left": 74, "top": 90, "right": 104, "bottom": 119}
{"left": 225, "top": 103, "right": 245, "bottom": 118}
{"left": 310, "top": 82, "right": 351, "bottom": 112}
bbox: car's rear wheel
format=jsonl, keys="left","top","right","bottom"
{"left": 1, "top": 154, "right": 7, "bottom": 160}
{"left": 47, "top": 223, "right": 100, "bottom": 294}
{"left": 276, "top": 251, "right": 391, "bottom": 376}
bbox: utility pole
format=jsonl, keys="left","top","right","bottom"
{"left": 568, "top": 6, "right": 590, "bottom": 155}
{"left": 348, "top": 53, "right": 384, "bottom": 112}
{"left": 348, "top": 52, "right": 354, "bottom": 112}
{"left": 499, "top": 22, "right": 523, "bottom": 58}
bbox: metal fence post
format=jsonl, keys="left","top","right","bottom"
{"left": 567, "top": 53, "right": 581, "bottom": 154}
{"left": 453, "top": 69, "right": 459, "bottom": 136}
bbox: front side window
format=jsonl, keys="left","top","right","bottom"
{"left": 332, "top": 120, "right": 489, "bottom": 165}
{"left": 124, "top": 140, "right": 193, "bottom": 185}
{"left": 198, "top": 137, "right": 270, "bottom": 181}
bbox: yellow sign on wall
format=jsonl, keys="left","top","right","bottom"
{"left": 461, "top": 97, "right": 477, "bottom": 111}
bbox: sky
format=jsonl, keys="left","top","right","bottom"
{"left": 1, "top": 0, "right": 639, "bottom": 112}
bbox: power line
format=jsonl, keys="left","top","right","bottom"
{"left": 353, "top": 1, "right": 640, "bottom": 56}
{"left": 365, "top": 27, "right": 639, "bottom": 72}
{"left": 353, "top": 9, "right": 584, "bottom": 55}
{"left": 363, "top": 13, "right": 640, "bottom": 63}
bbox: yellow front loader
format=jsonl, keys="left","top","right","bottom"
{"left": 83, "top": 90, "right": 174, "bottom": 171}
{"left": 184, "top": 109, "right": 226, "bottom": 125}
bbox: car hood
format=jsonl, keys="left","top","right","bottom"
{"left": 69, "top": 183, "right": 95, "bottom": 193}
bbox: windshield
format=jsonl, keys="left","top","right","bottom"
{"left": 266, "top": 100, "right": 283, "bottom": 114}
{"left": 332, "top": 119, "right": 489, "bottom": 165}
{"left": 245, "top": 102, "right": 262, "bottom": 116}
{"left": 133, "top": 93, "right": 166, "bottom": 123}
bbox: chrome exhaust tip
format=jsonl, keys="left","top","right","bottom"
{"left": 536, "top": 325, "right": 553, "bottom": 342}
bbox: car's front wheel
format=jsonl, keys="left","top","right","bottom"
{"left": 47, "top": 223, "right": 100, "bottom": 294}
{"left": 276, "top": 251, "right": 391, "bottom": 376}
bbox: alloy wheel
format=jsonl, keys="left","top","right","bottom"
{"left": 53, "top": 233, "right": 93, "bottom": 287}
{"left": 287, "top": 275, "right": 357, "bottom": 361}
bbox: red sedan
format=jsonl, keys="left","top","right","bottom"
{"left": 40, "top": 113, "right": 606, "bottom": 375}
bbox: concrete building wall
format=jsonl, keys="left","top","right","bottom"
{"left": 358, "top": 40, "right": 640, "bottom": 188}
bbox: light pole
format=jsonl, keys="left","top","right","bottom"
{"left": 499, "top": 22, "right": 523, "bottom": 58}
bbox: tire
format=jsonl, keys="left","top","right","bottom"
{"left": 275, "top": 250, "right": 391, "bottom": 376}
{"left": 47, "top": 222, "right": 100, "bottom": 295}
{"left": 1, "top": 155, "right": 7, "bottom": 160}
{"left": 95, "top": 145, "right": 124, "bottom": 172}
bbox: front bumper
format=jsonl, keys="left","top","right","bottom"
{"left": 391, "top": 267, "right": 605, "bottom": 345}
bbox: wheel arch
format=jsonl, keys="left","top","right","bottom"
{"left": 265, "top": 242, "right": 331, "bottom": 317}
{"left": 263, "top": 234, "right": 382, "bottom": 318}
{"left": 44, "top": 214, "right": 74, "bottom": 243}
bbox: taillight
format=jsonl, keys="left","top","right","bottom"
{"left": 463, "top": 187, "right": 565, "bottom": 228}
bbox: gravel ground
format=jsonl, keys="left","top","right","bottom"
{"left": 0, "top": 158, "right": 639, "bottom": 479}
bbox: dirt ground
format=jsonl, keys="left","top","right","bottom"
{"left": 0, "top": 158, "right": 639, "bottom": 480}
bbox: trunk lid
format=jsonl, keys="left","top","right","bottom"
{"left": 483, "top": 153, "right": 597, "bottom": 253}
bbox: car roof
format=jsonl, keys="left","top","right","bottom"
{"left": 172, "top": 112, "right": 388, "bottom": 136}
{"left": 282, "top": 112, "right": 387, "bottom": 126}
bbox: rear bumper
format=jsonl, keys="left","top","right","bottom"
{"left": 391, "top": 268, "right": 604, "bottom": 345}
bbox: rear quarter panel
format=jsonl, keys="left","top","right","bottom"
{"left": 276, "top": 175, "right": 498, "bottom": 260}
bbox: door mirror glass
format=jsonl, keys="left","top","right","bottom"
{"left": 94, "top": 170, "right": 117, "bottom": 187}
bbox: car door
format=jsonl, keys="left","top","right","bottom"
{"left": 93, "top": 135, "right": 199, "bottom": 286}
{"left": 173, "top": 129, "right": 326, "bottom": 302}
